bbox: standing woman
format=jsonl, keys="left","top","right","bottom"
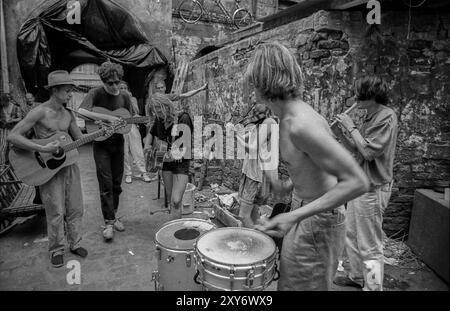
{"left": 144, "top": 93, "right": 193, "bottom": 219}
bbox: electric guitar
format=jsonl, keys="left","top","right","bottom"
{"left": 8, "top": 125, "right": 118, "bottom": 186}
{"left": 84, "top": 107, "right": 153, "bottom": 141}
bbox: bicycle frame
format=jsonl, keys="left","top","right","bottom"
{"left": 209, "top": 0, "right": 240, "bottom": 22}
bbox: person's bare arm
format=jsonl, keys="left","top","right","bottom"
{"left": 68, "top": 111, "right": 84, "bottom": 141}
{"left": 256, "top": 120, "right": 369, "bottom": 235}
{"left": 178, "top": 83, "right": 208, "bottom": 100}
{"left": 143, "top": 133, "right": 154, "bottom": 153}
{"left": 7, "top": 108, "right": 60, "bottom": 153}
{"left": 78, "top": 108, "right": 119, "bottom": 123}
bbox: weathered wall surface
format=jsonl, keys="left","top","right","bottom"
{"left": 172, "top": 17, "right": 233, "bottom": 63}
{"left": 3, "top": 0, "right": 172, "bottom": 103}
{"left": 183, "top": 10, "right": 450, "bottom": 236}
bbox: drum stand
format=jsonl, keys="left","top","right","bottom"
{"left": 150, "top": 171, "right": 171, "bottom": 215}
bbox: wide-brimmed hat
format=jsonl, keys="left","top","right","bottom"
{"left": 45, "top": 70, "right": 75, "bottom": 89}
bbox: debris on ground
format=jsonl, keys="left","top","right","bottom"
{"left": 33, "top": 237, "right": 48, "bottom": 244}
{"left": 210, "top": 183, "right": 219, "bottom": 192}
{"left": 383, "top": 235, "right": 425, "bottom": 270}
{"left": 384, "top": 273, "right": 410, "bottom": 290}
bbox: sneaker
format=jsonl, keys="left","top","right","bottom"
{"left": 70, "top": 247, "right": 88, "bottom": 258}
{"left": 143, "top": 173, "right": 151, "bottom": 183}
{"left": 103, "top": 224, "right": 114, "bottom": 241}
{"left": 333, "top": 275, "right": 363, "bottom": 288}
{"left": 125, "top": 175, "right": 132, "bottom": 184}
{"left": 114, "top": 219, "right": 125, "bottom": 232}
{"left": 51, "top": 253, "right": 64, "bottom": 268}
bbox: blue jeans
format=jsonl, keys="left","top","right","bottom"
{"left": 93, "top": 135, "right": 124, "bottom": 223}
{"left": 345, "top": 183, "right": 392, "bottom": 291}
{"left": 278, "top": 192, "right": 346, "bottom": 291}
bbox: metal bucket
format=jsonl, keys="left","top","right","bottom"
{"left": 182, "top": 183, "right": 196, "bottom": 215}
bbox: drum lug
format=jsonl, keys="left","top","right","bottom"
{"left": 152, "top": 270, "right": 160, "bottom": 291}
{"left": 166, "top": 255, "right": 175, "bottom": 263}
{"left": 155, "top": 246, "right": 161, "bottom": 261}
{"left": 230, "top": 265, "right": 235, "bottom": 291}
{"left": 245, "top": 266, "right": 255, "bottom": 289}
{"left": 186, "top": 254, "right": 191, "bottom": 267}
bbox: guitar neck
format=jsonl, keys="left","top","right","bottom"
{"left": 124, "top": 116, "right": 151, "bottom": 124}
{"left": 62, "top": 130, "right": 106, "bottom": 152}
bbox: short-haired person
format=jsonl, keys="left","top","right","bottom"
{"left": 333, "top": 75, "right": 399, "bottom": 291}
{"left": 78, "top": 62, "right": 132, "bottom": 242}
{"left": 7, "top": 71, "right": 87, "bottom": 267}
{"left": 143, "top": 93, "right": 193, "bottom": 219}
{"left": 250, "top": 43, "right": 369, "bottom": 291}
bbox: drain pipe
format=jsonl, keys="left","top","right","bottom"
{"left": 0, "top": 0, "right": 9, "bottom": 93}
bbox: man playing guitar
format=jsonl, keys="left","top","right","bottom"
{"left": 7, "top": 70, "right": 89, "bottom": 268}
{"left": 144, "top": 93, "right": 193, "bottom": 219}
{"left": 78, "top": 61, "right": 132, "bottom": 242}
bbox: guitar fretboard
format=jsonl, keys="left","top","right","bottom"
{"left": 62, "top": 130, "right": 106, "bottom": 152}
{"left": 124, "top": 116, "right": 152, "bottom": 124}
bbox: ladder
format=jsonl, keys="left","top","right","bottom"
{"left": 170, "top": 59, "right": 189, "bottom": 95}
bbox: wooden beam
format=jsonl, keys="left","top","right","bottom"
{"left": 330, "top": 0, "right": 368, "bottom": 10}
{"left": 0, "top": 0, "right": 10, "bottom": 93}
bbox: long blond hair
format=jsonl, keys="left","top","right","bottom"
{"left": 149, "top": 93, "right": 175, "bottom": 121}
{"left": 245, "top": 42, "right": 303, "bottom": 101}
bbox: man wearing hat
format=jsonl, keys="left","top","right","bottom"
{"left": 7, "top": 70, "right": 89, "bottom": 267}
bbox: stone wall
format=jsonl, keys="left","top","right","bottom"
{"left": 183, "top": 10, "right": 450, "bottom": 236}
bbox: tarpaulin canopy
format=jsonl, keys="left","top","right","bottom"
{"left": 17, "top": 0, "right": 171, "bottom": 102}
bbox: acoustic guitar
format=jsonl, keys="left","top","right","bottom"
{"left": 84, "top": 107, "right": 153, "bottom": 141}
{"left": 145, "top": 138, "right": 168, "bottom": 173}
{"left": 9, "top": 125, "right": 117, "bottom": 186}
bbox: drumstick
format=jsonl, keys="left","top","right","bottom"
{"left": 330, "top": 102, "right": 358, "bottom": 127}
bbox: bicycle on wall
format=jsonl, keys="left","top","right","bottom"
{"left": 178, "top": 0, "right": 253, "bottom": 29}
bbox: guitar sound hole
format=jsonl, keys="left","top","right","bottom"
{"left": 46, "top": 155, "right": 67, "bottom": 169}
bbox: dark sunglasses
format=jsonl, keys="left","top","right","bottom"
{"left": 106, "top": 80, "right": 121, "bottom": 86}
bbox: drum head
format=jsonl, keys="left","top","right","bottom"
{"left": 196, "top": 227, "right": 276, "bottom": 265}
{"left": 155, "top": 218, "right": 216, "bottom": 251}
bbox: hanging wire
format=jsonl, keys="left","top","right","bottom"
{"left": 403, "top": 0, "right": 427, "bottom": 39}
{"left": 402, "top": 0, "right": 427, "bottom": 8}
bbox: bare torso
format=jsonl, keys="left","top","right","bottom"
{"left": 33, "top": 102, "right": 72, "bottom": 139}
{"left": 280, "top": 101, "right": 337, "bottom": 201}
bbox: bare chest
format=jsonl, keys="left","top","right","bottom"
{"left": 35, "top": 109, "right": 71, "bottom": 137}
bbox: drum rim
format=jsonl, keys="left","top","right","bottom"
{"left": 155, "top": 218, "right": 216, "bottom": 251}
{"left": 195, "top": 227, "right": 277, "bottom": 266}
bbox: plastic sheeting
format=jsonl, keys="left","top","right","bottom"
{"left": 17, "top": 0, "right": 170, "bottom": 99}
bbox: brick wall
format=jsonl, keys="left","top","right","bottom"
{"left": 183, "top": 10, "right": 450, "bottom": 236}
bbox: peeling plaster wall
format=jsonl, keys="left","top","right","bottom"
{"left": 184, "top": 10, "right": 450, "bottom": 236}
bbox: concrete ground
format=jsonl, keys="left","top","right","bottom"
{"left": 0, "top": 144, "right": 448, "bottom": 291}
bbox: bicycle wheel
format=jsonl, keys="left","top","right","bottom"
{"left": 179, "top": 0, "right": 203, "bottom": 24}
{"left": 232, "top": 8, "right": 252, "bottom": 28}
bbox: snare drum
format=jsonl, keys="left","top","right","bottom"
{"left": 152, "top": 218, "right": 216, "bottom": 291}
{"left": 194, "top": 227, "right": 278, "bottom": 291}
